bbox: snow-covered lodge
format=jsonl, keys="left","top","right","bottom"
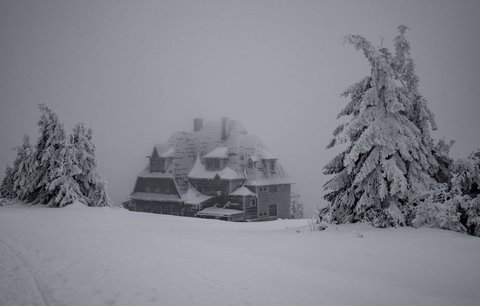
{"left": 127, "top": 118, "right": 292, "bottom": 221}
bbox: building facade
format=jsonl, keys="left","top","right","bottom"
{"left": 127, "top": 118, "right": 292, "bottom": 221}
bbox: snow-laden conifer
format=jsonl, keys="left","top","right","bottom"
{"left": 290, "top": 192, "right": 304, "bottom": 219}
{"left": 71, "top": 121, "right": 110, "bottom": 207}
{"left": 11, "top": 135, "right": 36, "bottom": 200}
{"left": 31, "top": 104, "right": 65, "bottom": 203}
{"left": 414, "top": 148, "right": 480, "bottom": 236}
{"left": 0, "top": 166, "right": 15, "bottom": 199}
{"left": 31, "top": 104, "right": 84, "bottom": 206}
{"left": 88, "top": 179, "right": 110, "bottom": 207}
{"left": 45, "top": 136, "right": 84, "bottom": 207}
{"left": 323, "top": 27, "right": 438, "bottom": 227}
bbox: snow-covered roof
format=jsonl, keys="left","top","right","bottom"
{"left": 196, "top": 206, "right": 244, "bottom": 217}
{"left": 203, "top": 147, "right": 229, "bottom": 159}
{"left": 229, "top": 186, "right": 256, "bottom": 197}
{"left": 130, "top": 192, "right": 182, "bottom": 202}
{"left": 258, "top": 148, "right": 277, "bottom": 160}
{"left": 137, "top": 168, "right": 173, "bottom": 178}
{"left": 244, "top": 177, "right": 293, "bottom": 187}
{"left": 159, "top": 148, "right": 175, "bottom": 158}
{"left": 188, "top": 155, "right": 243, "bottom": 180}
{"left": 182, "top": 185, "right": 213, "bottom": 206}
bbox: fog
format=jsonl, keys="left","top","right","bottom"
{"left": 1, "top": 0, "right": 479, "bottom": 216}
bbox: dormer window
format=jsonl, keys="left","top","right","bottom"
{"left": 269, "top": 160, "right": 276, "bottom": 173}
{"left": 150, "top": 157, "right": 165, "bottom": 172}
{"left": 205, "top": 158, "right": 221, "bottom": 171}
{"left": 202, "top": 147, "right": 228, "bottom": 171}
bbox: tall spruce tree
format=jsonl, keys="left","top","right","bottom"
{"left": 31, "top": 104, "right": 65, "bottom": 203}
{"left": 323, "top": 27, "right": 438, "bottom": 227}
{"left": 32, "top": 104, "right": 85, "bottom": 206}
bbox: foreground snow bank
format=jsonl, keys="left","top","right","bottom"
{"left": 1, "top": 205, "right": 479, "bottom": 306}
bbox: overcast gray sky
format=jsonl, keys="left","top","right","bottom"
{"left": 1, "top": 0, "right": 479, "bottom": 216}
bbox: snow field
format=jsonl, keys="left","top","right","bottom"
{"left": 1, "top": 203, "right": 480, "bottom": 306}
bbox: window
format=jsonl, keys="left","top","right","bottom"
{"left": 269, "top": 160, "right": 276, "bottom": 172}
{"left": 269, "top": 185, "right": 277, "bottom": 193}
{"left": 248, "top": 159, "right": 253, "bottom": 169}
{"left": 205, "top": 158, "right": 221, "bottom": 171}
{"left": 269, "top": 204, "right": 277, "bottom": 217}
{"left": 245, "top": 198, "right": 256, "bottom": 207}
{"left": 145, "top": 183, "right": 151, "bottom": 192}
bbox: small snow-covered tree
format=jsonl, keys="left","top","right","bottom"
{"left": 323, "top": 26, "right": 438, "bottom": 227}
{"left": 0, "top": 166, "right": 15, "bottom": 199}
{"left": 88, "top": 178, "right": 111, "bottom": 207}
{"left": 71, "top": 121, "right": 110, "bottom": 207}
{"left": 451, "top": 149, "right": 480, "bottom": 236}
{"left": 290, "top": 191, "right": 304, "bottom": 219}
{"left": 71, "top": 122, "right": 96, "bottom": 196}
{"left": 11, "top": 135, "right": 36, "bottom": 200}
{"left": 451, "top": 149, "right": 480, "bottom": 197}
{"left": 413, "top": 148, "right": 480, "bottom": 236}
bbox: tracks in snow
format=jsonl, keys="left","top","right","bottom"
{"left": 0, "top": 239, "right": 52, "bottom": 306}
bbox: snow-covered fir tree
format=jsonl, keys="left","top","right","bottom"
{"left": 45, "top": 136, "right": 84, "bottom": 207}
{"left": 414, "top": 148, "right": 480, "bottom": 236}
{"left": 323, "top": 26, "right": 438, "bottom": 227}
{"left": 11, "top": 135, "right": 36, "bottom": 201}
{"left": 451, "top": 149, "right": 480, "bottom": 197}
{"left": 453, "top": 149, "right": 480, "bottom": 236}
{"left": 290, "top": 192, "right": 304, "bottom": 219}
{"left": 0, "top": 166, "right": 15, "bottom": 199}
{"left": 0, "top": 104, "right": 111, "bottom": 207}
{"left": 71, "top": 121, "right": 110, "bottom": 207}
{"left": 30, "top": 104, "right": 86, "bottom": 206}
{"left": 88, "top": 179, "right": 110, "bottom": 207}
{"left": 30, "top": 104, "right": 66, "bottom": 203}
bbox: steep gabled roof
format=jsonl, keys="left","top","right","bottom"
{"left": 229, "top": 186, "right": 256, "bottom": 197}
{"left": 153, "top": 144, "right": 168, "bottom": 157}
{"left": 182, "top": 185, "right": 213, "bottom": 206}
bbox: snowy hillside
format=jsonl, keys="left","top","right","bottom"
{"left": 1, "top": 203, "right": 480, "bottom": 306}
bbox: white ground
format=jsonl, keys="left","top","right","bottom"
{"left": 1, "top": 202, "right": 480, "bottom": 306}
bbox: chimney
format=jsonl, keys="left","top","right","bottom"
{"left": 193, "top": 118, "right": 203, "bottom": 132}
{"left": 221, "top": 117, "right": 229, "bottom": 141}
